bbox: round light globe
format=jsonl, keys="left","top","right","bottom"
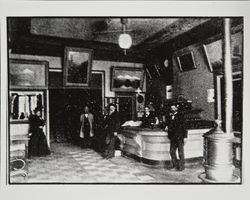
{"left": 118, "top": 33, "right": 132, "bottom": 49}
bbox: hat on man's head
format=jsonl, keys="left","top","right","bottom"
{"left": 108, "top": 103, "right": 117, "bottom": 109}
{"left": 170, "top": 102, "right": 180, "bottom": 109}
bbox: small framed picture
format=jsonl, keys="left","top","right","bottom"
{"left": 177, "top": 51, "right": 197, "bottom": 72}
{"left": 63, "top": 47, "right": 93, "bottom": 87}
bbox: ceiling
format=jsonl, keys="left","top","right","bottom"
{"left": 9, "top": 17, "right": 243, "bottom": 62}
{"left": 29, "top": 17, "right": 212, "bottom": 49}
{"left": 30, "top": 18, "right": 181, "bottom": 46}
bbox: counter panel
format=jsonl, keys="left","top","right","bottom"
{"left": 121, "top": 127, "right": 211, "bottom": 166}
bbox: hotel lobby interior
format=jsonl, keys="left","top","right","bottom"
{"left": 7, "top": 17, "right": 242, "bottom": 184}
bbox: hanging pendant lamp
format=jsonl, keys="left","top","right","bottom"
{"left": 118, "top": 18, "right": 132, "bottom": 50}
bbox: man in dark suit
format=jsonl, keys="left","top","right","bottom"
{"left": 103, "top": 103, "right": 121, "bottom": 159}
{"left": 165, "top": 103, "right": 186, "bottom": 171}
{"left": 141, "top": 106, "right": 159, "bottom": 129}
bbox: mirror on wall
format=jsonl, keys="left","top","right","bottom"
{"left": 9, "top": 91, "right": 44, "bottom": 122}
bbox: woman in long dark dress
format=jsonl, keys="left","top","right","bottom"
{"left": 28, "top": 110, "right": 50, "bottom": 158}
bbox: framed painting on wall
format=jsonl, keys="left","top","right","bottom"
{"left": 63, "top": 47, "right": 93, "bottom": 87}
{"left": 176, "top": 51, "right": 197, "bottom": 72}
{"left": 111, "top": 66, "right": 145, "bottom": 92}
{"left": 9, "top": 59, "right": 49, "bottom": 89}
{"left": 202, "top": 40, "right": 223, "bottom": 72}
{"left": 203, "top": 31, "right": 243, "bottom": 72}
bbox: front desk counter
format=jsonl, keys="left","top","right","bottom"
{"left": 120, "top": 127, "right": 211, "bottom": 167}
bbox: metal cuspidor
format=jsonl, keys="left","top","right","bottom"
{"left": 203, "top": 120, "right": 234, "bottom": 182}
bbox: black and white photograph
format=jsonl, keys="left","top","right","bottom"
{"left": 0, "top": 1, "right": 250, "bottom": 200}
{"left": 5, "top": 16, "right": 243, "bottom": 184}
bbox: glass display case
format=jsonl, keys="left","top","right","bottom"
{"left": 9, "top": 91, "right": 45, "bottom": 122}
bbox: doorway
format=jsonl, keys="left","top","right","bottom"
{"left": 49, "top": 89, "right": 103, "bottom": 145}
{"left": 117, "top": 96, "right": 134, "bottom": 125}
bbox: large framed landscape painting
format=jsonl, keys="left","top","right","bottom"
{"left": 9, "top": 59, "right": 48, "bottom": 89}
{"left": 63, "top": 47, "right": 93, "bottom": 87}
{"left": 111, "top": 66, "right": 144, "bottom": 92}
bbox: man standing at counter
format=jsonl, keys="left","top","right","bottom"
{"left": 165, "top": 103, "right": 186, "bottom": 171}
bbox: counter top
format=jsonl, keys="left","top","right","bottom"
{"left": 121, "top": 126, "right": 168, "bottom": 136}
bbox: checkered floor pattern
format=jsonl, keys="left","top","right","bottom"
{"left": 10, "top": 142, "right": 208, "bottom": 183}
{"left": 11, "top": 143, "right": 159, "bottom": 183}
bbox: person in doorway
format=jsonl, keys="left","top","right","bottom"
{"left": 165, "top": 103, "right": 187, "bottom": 171}
{"left": 79, "top": 105, "right": 94, "bottom": 148}
{"left": 28, "top": 109, "right": 50, "bottom": 158}
{"left": 103, "top": 103, "right": 120, "bottom": 159}
{"left": 141, "top": 105, "right": 159, "bottom": 129}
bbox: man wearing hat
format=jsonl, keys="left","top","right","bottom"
{"left": 165, "top": 103, "right": 187, "bottom": 171}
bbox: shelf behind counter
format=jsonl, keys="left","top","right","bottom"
{"left": 120, "top": 126, "right": 211, "bottom": 167}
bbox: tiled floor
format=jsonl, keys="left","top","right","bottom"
{"left": 10, "top": 142, "right": 240, "bottom": 184}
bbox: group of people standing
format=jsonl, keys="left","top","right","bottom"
{"left": 78, "top": 103, "right": 121, "bottom": 159}
{"left": 28, "top": 101, "right": 186, "bottom": 171}
{"left": 27, "top": 103, "right": 121, "bottom": 160}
